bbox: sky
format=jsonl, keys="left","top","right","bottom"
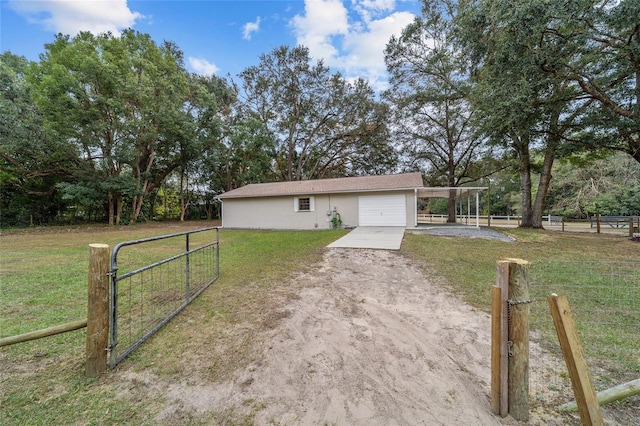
{"left": 1, "top": 0, "right": 422, "bottom": 91}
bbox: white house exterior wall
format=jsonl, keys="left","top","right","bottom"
{"left": 221, "top": 190, "right": 416, "bottom": 230}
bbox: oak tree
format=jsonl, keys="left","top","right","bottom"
{"left": 238, "top": 45, "right": 395, "bottom": 181}
{"left": 385, "top": 1, "right": 488, "bottom": 222}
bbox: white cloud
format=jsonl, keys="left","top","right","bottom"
{"left": 243, "top": 17, "right": 261, "bottom": 40}
{"left": 352, "top": 0, "right": 396, "bottom": 23}
{"left": 291, "top": 0, "right": 415, "bottom": 91}
{"left": 188, "top": 57, "right": 220, "bottom": 76}
{"left": 291, "top": 0, "right": 349, "bottom": 62}
{"left": 343, "top": 11, "right": 414, "bottom": 70}
{"left": 8, "top": 0, "right": 143, "bottom": 36}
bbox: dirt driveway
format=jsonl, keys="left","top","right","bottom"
{"left": 148, "top": 248, "right": 562, "bottom": 425}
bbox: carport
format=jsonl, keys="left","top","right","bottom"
{"left": 416, "top": 187, "right": 487, "bottom": 228}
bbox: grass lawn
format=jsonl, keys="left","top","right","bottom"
{"left": 0, "top": 223, "right": 638, "bottom": 424}
{"left": 403, "top": 228, "right": 638, "bottom": 308}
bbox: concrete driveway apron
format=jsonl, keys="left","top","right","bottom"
{"left": 327, "top": 227, "right": 405, "bottom": 250}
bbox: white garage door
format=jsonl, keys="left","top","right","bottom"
{"left": 358, "top": 194, "right": 407, "bottom": 226}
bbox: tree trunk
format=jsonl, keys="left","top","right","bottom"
{"left": 163, "top": 188, "right": 168, "bottom": 220}
{"left": 447, "top": 189, "right": 457, "bottom": 223}
{"left": 512, "top": 133, "right": 534, "bottom": 228}
{"left": 107, "top": 190, "right": 114, "bottom": 226}
{"left": 149, "top": 192, "right": 156, "bottom": 221}
{"left": 131, "top": 151, "right": 155, "bottom": 224}
{"left": 447, "top": 148, "right": 457, "bottom": 223}
{"left": 179, "top": 170, "right": 190, "bottom": 222}
{"left": 532, "top": 140, "right": 557, "bottom": 228}
{"left": 132, "top": 191, "right": 147, "bottom": 224}
{"left": 130, "top": 195, "right": 139, "bottom": 224}
{"left": 632, "top": 67, "right": 640, "bottom": 163}
{"left": 115, "top": 194, "right": 122, "bottom": 225}
{"left": 532, "top": 95, "right": 564, "bottom": 228}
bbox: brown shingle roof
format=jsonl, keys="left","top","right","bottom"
{"left": 217, "top": 172, "right": 424, "bottom": 199}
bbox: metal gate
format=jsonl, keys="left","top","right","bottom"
{"left": 108, "top": 227, "right": 219, "bottom": 367}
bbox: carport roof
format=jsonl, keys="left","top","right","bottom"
{"left": 417, "top": 187, "right": 488, "bottom": 198}
{"left": 217, "top": 172, "right": 424, "bottom": 199}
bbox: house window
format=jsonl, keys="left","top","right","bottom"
{"left": 298, "top": 197, "right": 311, "bottom": 211}
{"left": 294, "top": 196, "right": 315, "bottom": 212}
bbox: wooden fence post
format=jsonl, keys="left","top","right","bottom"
{"left": 494, "top": 259, "right": 531, "bottom": 421}
{"left": 548, "top": 294, "right": 604, "bottom": 426}
{"left": 492, "top": 261, "right": 510, "bottom": 417}
{"left": 629, "top": 217, "right": 634, "bottom": 238}
{"left": 491, "top": 285, "right": 503, "bottom": 415}
{"left": 86, "top": 243, "right": 110, "bottom": 378}
{"left": 506, "top": 258, "right": 530, "bottom": 422}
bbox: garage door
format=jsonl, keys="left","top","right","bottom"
{"left": 358, "top": 194, "right": 407, "bottom": 226}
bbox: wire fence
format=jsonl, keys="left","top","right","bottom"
{"left": 528, "top": 261, "right": 640, "bottom": 419}
{"left": 417, "top": 214, "right": 639, "bottom": 236}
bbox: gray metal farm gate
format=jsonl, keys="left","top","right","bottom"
{"left": 108, "top": 227, "right": 219, "bottom": 367}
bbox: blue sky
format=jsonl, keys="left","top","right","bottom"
{"left": 1, "top": 0, "right": 422, "bottom": 91}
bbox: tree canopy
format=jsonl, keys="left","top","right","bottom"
{"left": 1, "top": 51, "right": 81, "bottom": 225}
{"left": 25, "top": 30, "right": 231, "bottom": 224}
{"left": 539, "top": 0, "right": 640, "bottom": 163}
{"left": 238, "top": 45, "right": 396, "bottom": 181}
{"left": 451, "top": 0, "right": 638, "bottom": 227}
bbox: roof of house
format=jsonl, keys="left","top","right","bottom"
{"left": 217, "top": 172, "right": 424, "bottom": 199}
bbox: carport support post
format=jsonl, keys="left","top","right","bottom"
{"left": 475, "top": 191, "right": 480, "bottom": 228}
{"left": 86, "top": 243, "right": 110, "bottom": 378}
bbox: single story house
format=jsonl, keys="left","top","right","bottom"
{"left": 217, "top": 172, "right": 425, "bottom": 230}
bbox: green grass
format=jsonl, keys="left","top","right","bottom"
{"left": 401, "top": 228, "right": 637, "bottom": 307}
{"left": 1, "top": 223, "right": 638, "bottom": 424}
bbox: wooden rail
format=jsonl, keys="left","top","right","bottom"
{"left": 558, "top": 379, "right": 640, "bottom": 413}
{"left": 590, "top": 214, "right": 639, "bottom": 234}
{"left": 548, "top": 294, "right": 604, "bottom": 425}
{"left": 0, "top": 319, "right": 87, "bottom": 347}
